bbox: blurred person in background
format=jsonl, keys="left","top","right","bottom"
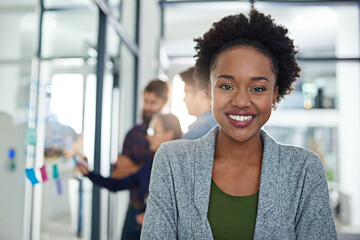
{"left": 77, "top": 113, "right": 182, "bottom": 237}
{"left": 180, "top": 66, "right": 217, "bottom": 140}
{"left": 109, "top": 79, "right": 169, "bottom": 239}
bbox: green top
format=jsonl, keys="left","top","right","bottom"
{"left": 207, "top": 179, "right": 259, "bottom": 240}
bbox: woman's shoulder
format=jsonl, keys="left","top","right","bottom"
{"left": 159, "top": 126, "right": 218, "bottom": 155}
{"left": 279, "top": 143, "right": 318, "bottom": 159}
{"left": 150, "top": 139, "right": 199, "bottom": 178}
{"left": 154, "top": 127, "right": 218, "bottom": 169}
{"left": 156, "top": 138, "right": 201, "bottom": 158}
{"left": 262, "top": 129, "right": 322, "bottom": 167}
{"left": 263, "top": 129, "right": 316, "bottom": 154}
{"left": 277, "top": 141, "right": 325, "bottom": 174}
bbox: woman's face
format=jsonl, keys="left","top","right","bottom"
{"left": 147, "top": 118, "right": 174, "bottom": 152}
{"left": 210, "top": 46, "right": 278, "bottom": 143}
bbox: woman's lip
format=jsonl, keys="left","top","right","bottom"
{"left": 225, "top": 112, "right": 256, "bottom": 128}
{"left": 225, "top": 110, "right": 256, "bottom": 116}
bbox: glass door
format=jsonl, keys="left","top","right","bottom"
{"left": 38, "top": 3, "right": 98, "bottom": 240}
{"left": 39, "top": 66, "right": 89, "bottom": 240}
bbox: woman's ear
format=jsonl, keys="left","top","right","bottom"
{"left": 208, "top": 84, "right": 213, "bottom": 108}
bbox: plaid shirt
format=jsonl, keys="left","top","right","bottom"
{"left": 122, "top": 123, "right": 154, "bottom": 209}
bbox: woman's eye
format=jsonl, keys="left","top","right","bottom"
{"left": 252, "top": 87, "right": 266, "bottom": 92}
{"left": 219, "top": 84, "right": 233, "bottom": 90}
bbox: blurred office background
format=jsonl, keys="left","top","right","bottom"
{"left": 0, "top": 0, "right": 359, "bottom": 239}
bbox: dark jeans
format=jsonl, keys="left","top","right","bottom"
{"left": 121, "top": 204, "right": 143, "bottom": 240}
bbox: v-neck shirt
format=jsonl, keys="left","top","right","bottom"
{"left": 208, "top": 179, "right": 259, "bottom": 240}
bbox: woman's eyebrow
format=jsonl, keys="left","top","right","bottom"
{"left": 251, "top": 76, "right": 270, "bottom": 82}
{"left": 216, "top": 74, "right": 233, "bottom": 79}
{"left": 217, "top": 75, "right": 270, "bottom": 82}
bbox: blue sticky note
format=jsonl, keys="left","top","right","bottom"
{"left": 8, "top": 149, "right": 15, "bottom": 159}
{"left": 56, "top": 179, "right": 62, "bottom": 194}
{"left": 25, "top": 168, "right": 39, "bottom": 185}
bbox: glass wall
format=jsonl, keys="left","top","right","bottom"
{"left": 106, "top": 24, "right": 138, "bottom": 240}
{"left": 42, "top": 10, "right": 98, "bottom": 58}
{"left": 0, "top": 0, "right": 139, "bottom": 239}
{"left": 38, "top": 4, "right": 99, "bottom": 240}
{"left": 110, "top": 0, "right": 139, "bottom": 41}
{"left": 37, "top": 0, "right": 140, "bottom": 238}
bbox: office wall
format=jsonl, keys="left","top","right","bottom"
{"left": 336, "top": 6, "right": 360, "bottom": 227}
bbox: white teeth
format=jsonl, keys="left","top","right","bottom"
{"left": 228, "top": 114, "right": 253, "bottom": 122}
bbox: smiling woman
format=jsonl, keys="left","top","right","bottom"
{"left": 141, "top": 7, "right": 337, "bottom": 240}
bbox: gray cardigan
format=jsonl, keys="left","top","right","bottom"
{"left": 141, "top": 126, "right": 337, "bottom": 239}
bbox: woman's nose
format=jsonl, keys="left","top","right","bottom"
{"left": 231, "top": 89, "right": 251, "bottom": 108}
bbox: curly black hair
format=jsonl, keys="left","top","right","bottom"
{"left": 194, "top": 8, "right": 300, "bottom": 103}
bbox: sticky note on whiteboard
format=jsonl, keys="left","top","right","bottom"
{"left": 53, "top": 164, "right": 59, "bottom": 179}
{"left": 25, "top": 168, "right": 39, "bottom": 185}
{"left": 56, "top": 179, "right": 62, "bottom": 194}
{"left": 40, "top": 165, "right": 48, "bottom": 182}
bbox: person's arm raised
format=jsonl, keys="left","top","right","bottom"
{"left": 111, "top": 155, "right": 141, "bottom": 178}
{"left": 75, "top": 155, "right": 90, "bottom": 175}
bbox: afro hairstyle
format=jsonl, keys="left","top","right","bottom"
{"left": 193, "top": 8, "right": 300, "bottom": 103}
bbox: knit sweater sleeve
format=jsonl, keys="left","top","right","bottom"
{"left": 140, "top": 144, "right": 178, "bottom": 239}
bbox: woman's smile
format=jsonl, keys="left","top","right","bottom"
{"left": 225, "top": 110, "right": 257, "bottom": 127}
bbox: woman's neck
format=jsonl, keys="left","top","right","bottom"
{"left": 214, "top": 129, "right": 263, "bottom": 165}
